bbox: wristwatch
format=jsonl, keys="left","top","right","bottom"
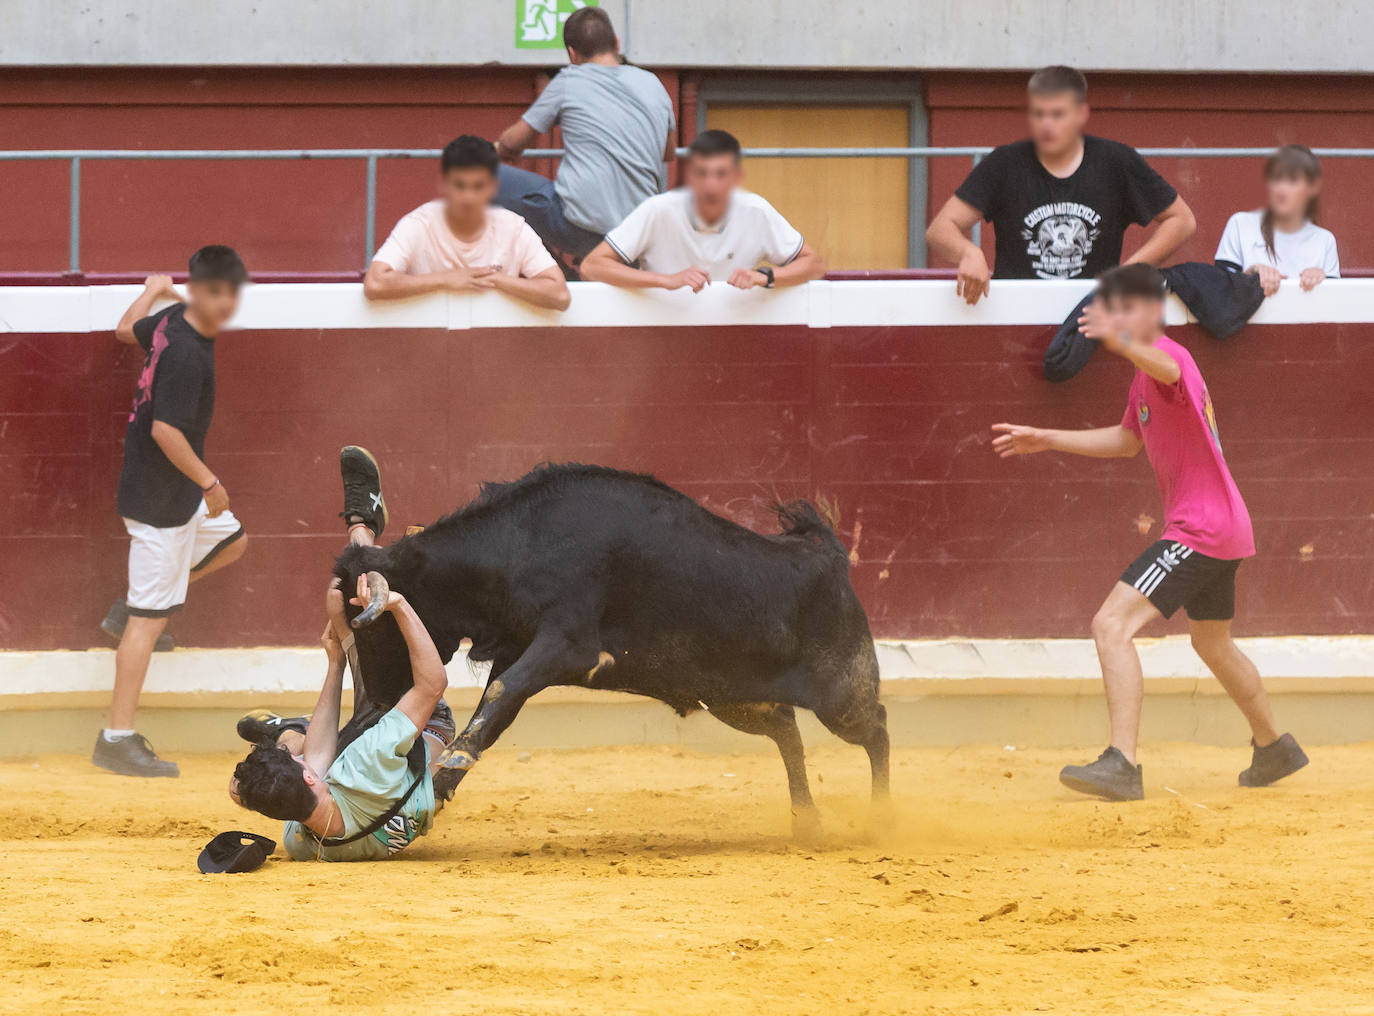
{"left": 758, "top": 266, "right": 775, "bottom": 289}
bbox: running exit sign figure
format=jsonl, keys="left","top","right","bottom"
{"left": 516, "top": 0, "right": 600, "bottom": 48}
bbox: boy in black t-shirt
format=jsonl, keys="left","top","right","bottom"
{"left": 94, "top": 246, "right": 249, "bottom": 778}
{"left": 926, "top": 66, "right": 1196, "bottom": 304}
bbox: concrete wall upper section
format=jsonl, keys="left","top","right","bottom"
{"left": 4, "top": 0, "right": 1373, "bottom": 72}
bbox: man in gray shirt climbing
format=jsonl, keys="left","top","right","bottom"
{"left": 494, "top": 5, "right": 676, "bottom": 266}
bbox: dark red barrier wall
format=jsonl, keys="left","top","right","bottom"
{"left": 0, "top": 68, "right": 680, "bottom": 275}
{"left": 3, "top": 68, "right": 1374, "bottom": 273}
{"left": 3, "top": 321, "right": 1370, "bottom": 648}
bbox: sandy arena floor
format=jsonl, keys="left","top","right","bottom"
{"left": 2, "top": 740, "right": 1373, "bottom": 1015}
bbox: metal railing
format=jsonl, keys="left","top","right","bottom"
{"left": 5, "top": 146, "right": 1374, "bottom": 273}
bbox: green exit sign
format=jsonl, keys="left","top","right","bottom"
{"left": 516, "top": 0, "right": 600, "bottom": 49}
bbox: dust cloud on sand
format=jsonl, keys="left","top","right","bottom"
{"left": 3, "top": 742, "right": 1373, "bottom": 1015}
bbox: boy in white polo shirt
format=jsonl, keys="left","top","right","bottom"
{"left": 364, "top": 136, "right": 570, "bottom": 311}
{"left": 581, "top": 130, "right": 826, "bottom": 293}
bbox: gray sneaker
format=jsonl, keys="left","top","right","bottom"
{"left": 91, "top": 732, "right": 180, "bottom": 778}
{"left": 1059, "top": 746, "right": 1143, "bottom": 801}
{"left": 1239, "top": 733, "right": 1309, "bottom": 787}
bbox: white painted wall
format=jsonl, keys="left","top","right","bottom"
{"left": 3, "top": 278, "right": 1372, "bottom": 335}
{"left": 2, "top": 0, "right": 1370, "bottom": 72}
{"left": 2, "top": 637, "right": 1370, "bottom": 702}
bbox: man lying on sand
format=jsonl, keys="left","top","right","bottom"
{"left": 229, "top": 448, "right": 454, "bottom": 861}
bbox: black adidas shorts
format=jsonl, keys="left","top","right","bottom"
{"left": 1119, "top": 539, "right": 1241, "bottom": 621}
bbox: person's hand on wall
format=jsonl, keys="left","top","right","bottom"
{"left": 1299, "top": 267, "right": 1326, "bottom": 292}
{"left": 662, "top": 268, "right": 710, "bottom": 293}
{"left": 442, "top": 266, "right": 498, "bottom": 292}
{"left": 727, "top": 268, "right": 768, "bottom": 290}
{"left": 1247, "top": 263, "right": 1284, "bottom": 297}
{"left": 956, "top": 248, "right": 991, "bottom": 305}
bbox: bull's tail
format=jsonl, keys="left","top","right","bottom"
{"left": 773, "top": 499, "right": 847, "bottom": 558}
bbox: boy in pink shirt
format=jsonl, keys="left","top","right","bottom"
{"left": 365, "top": 136, "right": 570, "bottom": 311}
{"left": 992, "top": 264, "right": 1306, "bottom": 800}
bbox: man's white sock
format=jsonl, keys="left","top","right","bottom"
{"left": 102, "top": 728, "right": 135, "bottom": 742}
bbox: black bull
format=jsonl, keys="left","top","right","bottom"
{"left": 334, "top": 464, "right": 889, "bottom": 833}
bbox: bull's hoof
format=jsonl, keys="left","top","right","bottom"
{"left": 433, "top": 748, "right": 478, "bottom": 801}
{"left": 791, "top": 806, "right": 823, "bottom": 843}
{"left": 433, "top": 766, "right": 466, "bottom": 802}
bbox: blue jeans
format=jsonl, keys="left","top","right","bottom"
{"left": 496, "top": 165, "right": 604, "bottom": 262}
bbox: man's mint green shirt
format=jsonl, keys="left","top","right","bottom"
{"left": 283, "top": 707, "right": 435, "bottom": 862}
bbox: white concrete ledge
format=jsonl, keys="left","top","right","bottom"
{"left": 3, "top": 636, "right": 1370, "bottom": 705}
{"left": 3, "top": 278, "right": 1372, "bottom": 334}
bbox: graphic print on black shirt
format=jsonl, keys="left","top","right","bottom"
{"left": 116, "top": 304, "right": 217, "bottom": 528}
{"left": 955, "top": 136, "right": 1177, "bottom": 280}
{"left": 1022, "top": 200, "right": 1102, "bottom": 279}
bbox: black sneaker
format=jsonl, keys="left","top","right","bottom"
{"left": 91, "top": 732, "right": 179, "bottom": 778}
{"left": 1059, "top": 746, "right": 1144, "bottom": 801}
{"left": 99, "top": 600, "right": 174, "bottom": 652}
{"left": 236, "top": 709, "right": 311, "bottom": 745}
{"left": 1239, "top": 733, "right": 1309, "bottom": 787}
{"left": 339, "top": 445, "right": 388, "bottom": 539}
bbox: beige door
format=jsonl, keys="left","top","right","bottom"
{"left": 706, "top": 104, "right": 910, "bottom": 270}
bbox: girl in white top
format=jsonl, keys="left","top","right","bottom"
{"left": 1215, "top": 144, "right": 1339, "bottom": 295}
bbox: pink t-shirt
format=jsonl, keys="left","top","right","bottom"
{"left": 372, "top": 201, "right": 557, "bottom": 279}
{"left": 1121, "top": 336, "right": 1255, "bottom": 560}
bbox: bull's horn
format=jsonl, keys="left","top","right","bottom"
{"left": 351, "top": 570, "right": 390, "bottom": 629}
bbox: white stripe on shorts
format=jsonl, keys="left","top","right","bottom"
{"left": 1134, "top": 564, "right": 1161, "bottom": 593}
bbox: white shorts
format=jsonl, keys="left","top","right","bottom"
{"left": 123, "top": 501, "right": 244, "bottom": 616}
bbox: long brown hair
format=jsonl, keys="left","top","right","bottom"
{"left": 1261, "top": 144, "right": 1322, "bottom": 260}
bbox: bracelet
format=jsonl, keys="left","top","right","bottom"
{"left": 201, "top": 478, "right": 219, "bottom": 492}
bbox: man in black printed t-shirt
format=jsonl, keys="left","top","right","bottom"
{"left": 926, "top": 66, "right": 1196, "bottom": 304}
{"left": 94, "top": 246, "right": 249, "bottom": 778}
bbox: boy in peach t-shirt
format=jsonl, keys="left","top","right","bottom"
{"left": 992, "top": 264, "right": 1307, "bottom": 801}
{"left": 365, "top": 136, "right": 570, "bottom": 311}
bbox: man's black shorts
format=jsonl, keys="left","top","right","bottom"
{"left": 1119, "top": 539, "right": 1241, "bottom": 621}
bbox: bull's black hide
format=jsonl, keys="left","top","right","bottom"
{"left": 334, "top": 463, "right": 889, "bottom": 834}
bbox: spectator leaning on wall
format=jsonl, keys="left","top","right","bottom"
{"left": 1215, "top": 144, "right": 1339, "bottom": 296}
{"left": 96, "top": 248, "right": 250, "bottom": 778}
{"left": 926, "top": 65, "right": 1196, "bottom": 305}
{"left": 493, "top": 6, "right": 676, "bottom": 266}
{"left": 364, "top": 136, "right": 570, "bottom": 311}
{"left": 580, "top": 130, "right": 826, "bottom": 293}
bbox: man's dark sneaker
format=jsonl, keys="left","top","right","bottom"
{"left": 236, "top": 709, "right": 311, "bottom": 745}
{"left": 91, "top": 732, "right": 179, "bottom": 778}
{"left": 1059, "top": 746, "right": 1144, "bottom": 801}
{"left": 99, "top": 600, "right": 174, "bottom": 652}
{"left": 1239, "top": 733, "right": 1309, "bottom": 787}
{"left": 339, "top": 445, "right": 388, "bottom": 539}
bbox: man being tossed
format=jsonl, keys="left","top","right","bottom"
{"left": 992, "top": 264, "right": 1307, "bottom": 800}
{"left": 230, "top": 449, "right": 452, "bottom": 861}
